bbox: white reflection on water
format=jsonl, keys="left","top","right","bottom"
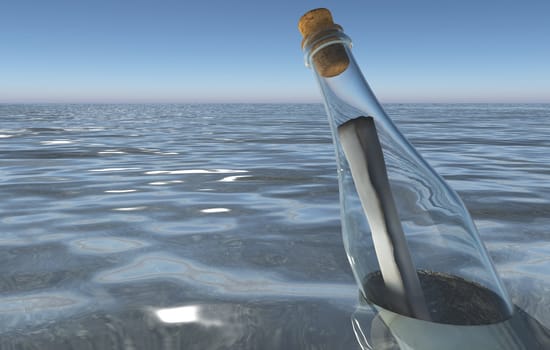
{"left": 148, "top": 180, "right": 183, "bottom": 185}
{"left": 104, "top": 189, "right": 137, "bottom": 193}
{"left": 201, "top": 208, "right": 231, "bottom": 213}
{"left": 154, "top": 305, "right": 223, "bottom": 326}
{"left": 98, "top": 150, "right": 127, "bottom": 154}
{"left": 154, "top": 151, "right": 179, "bottom": 155}
{"left": 113, "top": 206, "right": 147, "bottom": 211}
{"left": 219, "top": 175, "right": 252, "bottom": 182}
{"left": 90, "top": 167, "right": 141, "bottom": 172}
{"left": 40, "top": 140, "right": 73, "bottom": 145}
{"left": 145, "top": 169, "right": 248, "bottom": 175}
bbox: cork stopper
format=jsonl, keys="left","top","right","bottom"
{"left": 298, "top": 8, "right": 350, "bottom": 78}
{"left": 298, "top": 8, "right": 335, "bottom": 40}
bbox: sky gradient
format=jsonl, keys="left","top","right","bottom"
{"left": 1, "top": 1, "right": 549, "bottom": 103}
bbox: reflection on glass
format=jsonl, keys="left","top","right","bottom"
{"left": 298, "top": 8, "right": 512, "bottom": 323}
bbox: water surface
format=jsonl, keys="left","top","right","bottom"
{"left": 1, "top": 103, "right": 549, "bottom": 349}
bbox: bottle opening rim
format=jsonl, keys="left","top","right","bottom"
{"left": 302, "top": 29, "right": 352, "bottom": 68}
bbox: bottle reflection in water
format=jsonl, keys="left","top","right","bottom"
{"left": 298, "top": 8, "right": 513, "bottom": 326}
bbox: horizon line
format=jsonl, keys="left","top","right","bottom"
{"left": 2, "top": 100, "right": 550, "bottom": 105}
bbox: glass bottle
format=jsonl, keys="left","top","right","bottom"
{"left": 298, "top": 8, "right": 513, "bottom": 325}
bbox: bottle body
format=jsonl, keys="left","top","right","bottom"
{"left": 302, "top": 22, "right": 513, "bottom": 324}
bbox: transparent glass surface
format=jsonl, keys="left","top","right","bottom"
{"left": 304, "top": 30, "right": 514, "bottom": 324}
{"left": 352, "top": 295, "right": 550, "bottom": 350}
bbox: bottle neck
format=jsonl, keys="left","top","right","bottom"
{"left": 303, "top": 29, "right": 387, "bottom": 126}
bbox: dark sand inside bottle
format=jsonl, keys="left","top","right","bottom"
{"left": 363, "top": 270, "right": 512, "bottom": 325}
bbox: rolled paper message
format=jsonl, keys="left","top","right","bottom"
{"left": 338, "top": 116, "right": 431, "bottom": 321}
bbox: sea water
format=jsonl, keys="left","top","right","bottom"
{"left": 1, "top": 103, "right": 549, "bottom": 349}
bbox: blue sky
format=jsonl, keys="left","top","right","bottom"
{"left": 1, "top": 0, "right": 549, "bottom": 103}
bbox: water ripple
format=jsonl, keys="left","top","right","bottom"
{"left": 1, "top": 103, "right": 550, "bottom": 346}
{"left": 69, "top": 237, "right": 148, "bottom": 254}
{"left": 96, "top": 254, "right": 356, "bottom": 300}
